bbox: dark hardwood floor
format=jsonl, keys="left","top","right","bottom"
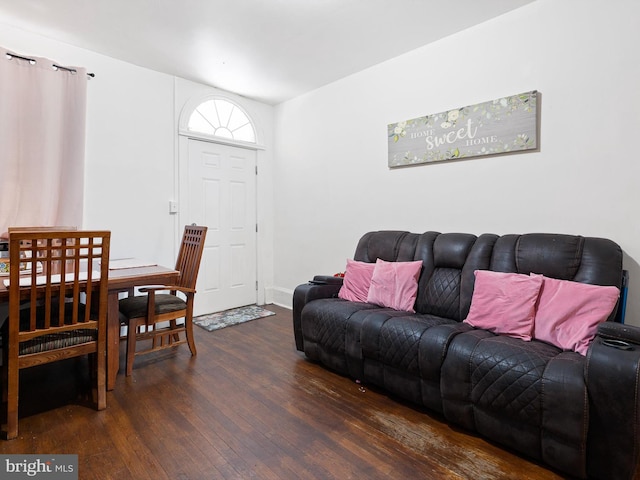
{"left": 2, "top": 305, "right": 567, "bottom": 479}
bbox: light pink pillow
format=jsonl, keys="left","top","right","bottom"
{"left": 338, "top": 259, "right": 376, "bottom": 302}
{"left": 366, "top": 259, "right": 422, "bottom": 312}
{"left": 533, "top": 275, "right": 619, "bottom": 355}
{"left": 464, "top": 270, "right": 543, "bottom": 341}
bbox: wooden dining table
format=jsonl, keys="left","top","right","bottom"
{"left": 0, "top": 262, "right": 179, "bottom": 391}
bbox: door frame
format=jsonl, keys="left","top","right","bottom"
{"left": 176, "top": 96, "right": 267, "bottom": 308}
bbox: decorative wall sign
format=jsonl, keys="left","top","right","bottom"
{"left": 388, "top": 90, "right": 538, "bottom": 167}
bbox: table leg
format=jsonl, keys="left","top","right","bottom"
{"left": 107, "top": 291, "right": 120, "bottom": 390}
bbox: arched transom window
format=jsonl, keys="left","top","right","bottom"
{"left": 187, "top": 98, "right": 256, "bottom": 143}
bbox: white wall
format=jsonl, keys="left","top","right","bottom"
{"left": 273, "top": 0, "right": 640, "bottom": 326}
{"left": 0, "top": 22, "right": 276, "bottom": 301}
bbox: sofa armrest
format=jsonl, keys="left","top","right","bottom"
{"left": 292, "top": 277, "right": 343, "bottom": 351}
{"left": 585, "top": 324, "right": 640, "bottom": 479}
{"left": 596, "top": 321, "right": 640, "bottom": 347}
{"left": 309, "top": 275, "right": 345, "bottom": 285}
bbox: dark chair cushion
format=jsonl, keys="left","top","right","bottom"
{"left": 15, "top": 302, "right": 97, "bottom": 355}
{"left": 119, "top": 293, "right": 187, "bottom": 321}
{"left": 20, "top": 329, "right": 97, "bottom": 355}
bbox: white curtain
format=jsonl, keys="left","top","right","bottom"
{"left": 0, "top": 46, "right": 87, "bottom": 235}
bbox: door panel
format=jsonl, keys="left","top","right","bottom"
{"left": 186, "top": 139, "right": 257, "bottom": 315}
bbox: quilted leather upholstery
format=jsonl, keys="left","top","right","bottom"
{"left": 441, "top": 330, "right": 591, "bottom": 476}
{"left": 379, "top": 317, "right": 432, "bottom": 373}
{"left": 422, "top": 268, "right": 461, "bottom": 319}
{"left": 363, "top": 314, "right": 455, "bottom": 373}
{"left": 470, "top": 336, "right": 555, "bottom": 424}
{"left": 301, "top": 298, "right": 378, "bottom": 373}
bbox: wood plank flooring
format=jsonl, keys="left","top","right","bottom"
{"left": 2, "top": 305, "right": 568, "bottom": 479}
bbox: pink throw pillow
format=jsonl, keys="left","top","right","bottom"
{"left": 464, "top": 270, "right": 543, "bottom": 341}
{"left": 366, "top": 259, "right": 422, "bottom": 312}
{"left": 338, "top": 259, "right": 376, "bottom": 302}
{"left": 533, "top": 275, "right": 619, "bottom": 355}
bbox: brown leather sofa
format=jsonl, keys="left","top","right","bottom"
{"left": 293, "top": 231, "right": 637, "bottom": 479}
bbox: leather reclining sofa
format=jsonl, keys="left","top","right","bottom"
{"left": 292, "top": 231, "right": 639, "bottom": 479}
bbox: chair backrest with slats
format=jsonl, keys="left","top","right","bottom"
{"left": 8, "top": 230, "right": 110, "bottom": 342}
{"left": 174, "top": 225, "right": 207, "bottom": 289}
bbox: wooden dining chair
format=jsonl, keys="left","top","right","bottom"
{"left": 118, "top": 225, "right": 207, "bottom": 375}
{"left": 1, "top": 229, "right": 110, "bottom": 440}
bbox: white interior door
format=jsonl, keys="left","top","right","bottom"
{"left": 186, "top": 139, "right": 257, "bottom": 316}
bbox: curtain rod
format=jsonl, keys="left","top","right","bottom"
{"left": 5, "top": 52, "right": 95, "bottom": 78}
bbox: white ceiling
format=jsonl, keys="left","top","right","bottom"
{"left": 0, "top": 0, "right": 534, "bottom": 105}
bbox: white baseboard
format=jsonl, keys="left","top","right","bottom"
{"left": 266, "top": 286, "right": 293, "bottom": 309}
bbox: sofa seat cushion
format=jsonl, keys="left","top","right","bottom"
{"left": 301, "top": 299, "right": 379, "bottom": 353}
{"left": 356, "top": 310, "right": 459, "bottom": 408}
{"left": 442, "top": 331, "right": 589, "bottom": 476}
{"left": 470, "top": 336, "right": 559, "bottom": 423}
{"left": 362, "top": 313, "right": 457, "bottom": 375}
{"left": 300, "top": 298, "right": 381, "bottom": 374}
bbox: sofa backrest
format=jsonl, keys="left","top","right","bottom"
{"left": 354, "top": 231, "right": 488, "bottom": 321}
{"left": 489, "top": 233, "right": 623, "bottom": 321}
{"left": 353, "top": 230, "right": 423, "bottom": 263}
{"left": 353, "top": 231, "right": 623, "bottom": 322}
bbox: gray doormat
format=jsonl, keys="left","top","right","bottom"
{"left": 193, "top": 305, "right": 275, "bottom": 332}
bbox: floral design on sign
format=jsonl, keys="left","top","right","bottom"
{"left": 387, "top": 91, "right": 538, "bottom": 167}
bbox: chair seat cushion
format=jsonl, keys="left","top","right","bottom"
{"left": 16, "top": 303, "right": 97, "bottom": 355}
{"left": 119, "top": 293, "right": 187, "bottom": 321}
{"left": 20, "top": 329, "right": 97, "bottom": 355}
